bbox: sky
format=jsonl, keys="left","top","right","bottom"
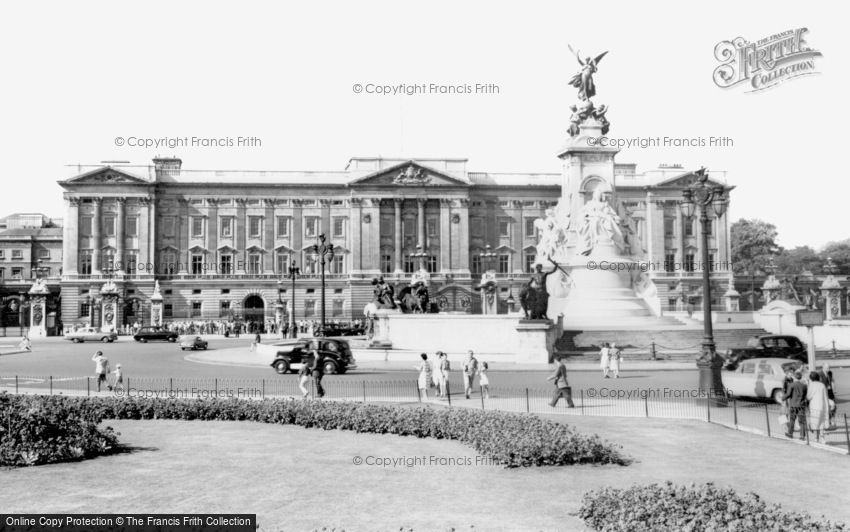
{"left": 1, "top": 1, "right": 846, "bottom": 249}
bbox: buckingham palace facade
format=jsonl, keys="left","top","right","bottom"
{"left": 56, "top": 156, "right": 732, "bottom": 328}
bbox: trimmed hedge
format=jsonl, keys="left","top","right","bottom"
{"left": 0, "top": 394, "right": 628, "bottom": 468}
{"left": 0, "top": 394, "right": 118, "bottom": 466}
{"left": 579, "top": 482, "right": 847, "bottom": 531}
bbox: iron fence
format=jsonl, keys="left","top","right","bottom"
{"left": 1, "top": 373, "right": 847, "bottom": 454}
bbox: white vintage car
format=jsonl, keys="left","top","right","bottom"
{"left": 64, "top": 327, "right": 118, "bottom": 343}
{"left": 721, "top": 357, "right": 802, "bottom": 403}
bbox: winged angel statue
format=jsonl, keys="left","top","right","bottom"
{"left": 568, "top": 46, "right": 608, "bottom": 100}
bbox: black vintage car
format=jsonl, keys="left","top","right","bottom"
{"left": 723, "top": 335, "right": 807, "bottom": 369}
{"left": 133, "top": 326, "right": 179, "bottom": 343}
{"left": 267, "top": 337, "right": 357, "bottom": 375}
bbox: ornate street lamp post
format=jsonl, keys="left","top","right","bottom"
{"left": 680, "top": 168, "right": 728, "bottom": 397}
{"left": 312, "top": 234, "right": 334, "bottom": 336}
{"left": 279, "top": 260, "right": 300, "bottom": 338}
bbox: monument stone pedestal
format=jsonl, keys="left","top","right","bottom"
{"left": 27, "top": 279, "right": 50, "bottom": 337}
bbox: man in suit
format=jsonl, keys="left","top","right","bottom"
{"left": 547, "top": 357, "right": 575, "bottom": 408}
{"left": 784, "top": 371, "right": 808, "bottom": 440}
{"left": 309, "top": 341, "right": 325, "bottom": 398}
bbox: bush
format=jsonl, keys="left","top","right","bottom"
{"left": 579, "top": 482, "right": 846, "bottom": 531}
{"left": 0, "top": 393, "right": 628, "bottom": 468}
{"left": 0, "top": 394, "right": 118, "bottom": 466}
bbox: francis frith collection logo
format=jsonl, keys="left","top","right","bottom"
{"left": 713, "top": 28, "right": 822, "bottom": 92}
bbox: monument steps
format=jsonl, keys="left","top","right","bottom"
{"left": 557, "top": 327, "right": 772, "bottom": 354}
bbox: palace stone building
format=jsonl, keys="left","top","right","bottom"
{"left": 55, "top": 157, "right": 733, "bottom": 329}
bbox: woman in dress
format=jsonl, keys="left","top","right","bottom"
{"left": 807, "top": 371, "right": 830, "bottom": 444}
{"left": 599, "top": 342, "right": 611, "bottom": 378}
{"left": 415, "top": 353, "right": 433, "bottom": 400}
{"left": 610, "top": 342, "right": 621, "bottom": 378}
{"left": 478, "top": 361, "right": 490, "bottom": 399}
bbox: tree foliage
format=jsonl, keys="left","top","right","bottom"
{"left": 730, "top": 219, "right": 779, "bottom": 274}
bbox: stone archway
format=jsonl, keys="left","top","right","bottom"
{"left": 243, "top": 295, "right": 265, "bottom": 330}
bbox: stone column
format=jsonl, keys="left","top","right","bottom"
{"left": 115, "top": 197, "right": 126, "bottom": 272}
{"left": 350, "top": 198, "right": 363, "bottom": 273}
{"left": 456, "top": 199, "right": 470, "bottom": 275}
{"left": 138, "top": 197, "right": 151, "bottom": 270}
{"left": 236, "top": 199, "right": 247, "bottom": 274}
{"left": 208, "top": 199, "right": 219, "bottom": 274}
{"left": 63, "top": 197, "right": 80, "bottom": 276}
{"left": 675, "top": 206, "right": 684, "bottom": 271}
{"left": 394, "top": 198, "right": 403, "bottom": 273}
{"left": 292, "top": 199, "right": 303, "bottom": 269}
{"left": 92, "top": 198, "right": 103, "bottom": 274}
{"left": 644, "top": 191, "right": 654, "bottom": 265}
{"left": 511, "top": 200, "right": 523, "bottom": 273}
{"left": 439, "top": 199, "right": 451, "bottom": 272}
{"left": 417, "top": 198, "right": 426, "bottom": 250}
{"left": 263, "top": 199, "right": 275, "bottom": 273}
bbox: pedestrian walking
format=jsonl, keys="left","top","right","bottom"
{"left": 610, "top": 343, "right": 621, "bottom": 378}
{"left": 431, "top": 352, "right": 443, "bottom": 394}
{"left": 298, "top": 363, "right": 311, "bottom": 399}
{"left": 599, "top": 342, "right": 611, "bottom": 378}
{"left": 547, "top": 357, "right": 575, "bottom": 408}
{"left": 463, "top": 350, "right": 478, "bottom": 399}
{"left": 108, "top": 363, "right": 123, "bottom": 392}
{"left": 818, "top": 363, "right": 837, "bottom": 429}
{"left": 18, "top": 335, "right": 31, "bottom": 352}
{"left": 784, "top": 371, "right": 808, "bottom": 440}
{"left": 438, "top": 352, "right": 451, "bottom": 399}
{"left": 478, "top": 361, "right": 490, "bottom": 399}
{"left": 807, "top": 372, "right": 830, "bottom": 444}
{"left": 91, "top": 351, "right": 110, "bottom": 392}
{"left": 309, "top": 341, "right": 325, "bottom": 398}
{"left": 416, "top": 353, "right": 433, "bottom": 400}
{"left": 251, "top": 332, "right": 262, "bottom": 352}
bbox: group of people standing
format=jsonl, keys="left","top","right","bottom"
{"left": 415, "top": 350, "right": 489, "bottom": 400}
{"left": 91, "top": 351, "right": 123, "bottom": 392}
{"left": 598, "top": 342, "right": 622, "bottom": 378}
{"left": 782, "top": 363, "right": 837, "bottom": 444}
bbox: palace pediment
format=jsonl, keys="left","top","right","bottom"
{"left": 654, "top": 171, "right": 727, "bottom": 189}
{"left": 348, "top": 161, "right": 469, "bottom": 188}
{"left": 60, "top": 167, "right": 152, "bottom": 186}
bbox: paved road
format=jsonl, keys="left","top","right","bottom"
{"left": 1, "top": 337, "right": 847, "bottom": 404}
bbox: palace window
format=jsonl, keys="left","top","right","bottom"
{"left": 164, "top": 304, "right": 173, "bottom": 318}
{"left": 664, "top": 217, "right": 674, "bottom": 237}
{"left": 275, "top": 253, "right": 290, "bottom": 274}
{"left": 80, "top": 216, "right": 93, "bottom": 236}
{"left": 220, "top": 217, "right": 233, "bottom": 238}
{"left": 685, "top": 217, "right": 695, "bottom": 237}
{"left": 684, "top": 254, "right": 695, "bottom": 272}
{"left": 381, "top": 254, "right": 393, "bottom": 273}
{"left": 330, "top": 255, "right": 345, "bottom": 274}
{"left": 80, "top": 302, "right": 90, "bottom": 318}
{"left": 525, "top": 253, "right": 536, "bottom": 273}
{"left": 525, "top": 218, "right": 537, "bottom": 238}
{"left": 124, "top": 252, "right": 137, "bottom": 274}
{"left": 12, "top": 249, "right": 23, "bottom": 260}
{"left": 304, "top": 300, "right": 316, "bottom": 317}
{"left": 191, "top": 254, "right": 204, "bottom": 274}
{"left": 332, "top": 299, "right": 344, "bottom": 317}
{"left": 427, "top": 256, "right": 438, "bottom": 273}
{"left": 427, "top": 218, "right": 438, "bottom": 238}
{"left": 276, "top": 216, "right": 290, "bottom": 238}
{"left": 103, "top": 216, "right": 115, "bottom": 237}
{"left": 191, "top": 217, "right": 204, "bottom": 238}
{"left": 0, "top": 250, "right": 4, "bottom": 259}
{"left": 219, "top": 301, "right": 231, "bottom": 318}
{"left": 11, "top": 267, "right": 22, "bottom": 278}
{"left": 161, "top": 251, "right": 177, "bottom": 274}
{"left": 498, "top": 254, "right": 510, "bottom": 274}
{"left": 126, "top": 217, "right": 138, "bottom": 237}
{"left": 249, "top": 216, "right": 263, "bottom": 238}
{"left": 332, "top": 217, "right": 345, "bottom": 238}
{"left": 162, "top": 217, "right": 175, "bottom": 237}
{"left": 247, "top": 253, "right": 261, "bottom": 274}
{"left": 220, "top": 254, "right": 233, "bottom": 275}
{"left": 191, "top": 301, "right": 202, "bottom": 318}
{"left": 380, "top": 215, "right": 393, "bottom": 237}
{"left": 499, "top": 220, "right": 510, "bottom": 237}
{"left": 471, "top": 255, "right": 482, "bottom": 274}
{"left": 403, "top": 217, "right": 415, "bottom": 237}
{"left": 665, "top": 253, "right": 676, "bottom": 272}
{"left": 704, "top": 218, "right": 713, "bottom": 236}
{"left": 304, "top": 217, "right": 319, "bottom": 238}
{"left": 303, "top": 253, "right": 318, "bottom": 275}
{"left": 403, "top": 255, "right": 415, "bottom": 274}
{"left": 471, "top": 217, "right": 484, "bottom": 237}
{"left": 79, "top": 252, "right": 92, "bottom": 275}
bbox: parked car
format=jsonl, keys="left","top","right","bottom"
{"left": 723, "top": 335, "right": 807, "bottom": 369}
{"left": 179, "top": 336, "right": 208, "bottom": 351}
{"left": 721, "top": 357, "right": 803, "bottom": 403}
{"left": 261, "top": 337, "right": 357, "bottom": 375}
{"left": 64, "top": 327, "right": 118, "bottom": 343}
{"left": 133, "top": 327, "right": 179, "bottom": 343}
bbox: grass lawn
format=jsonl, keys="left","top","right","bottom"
{"left": 1, "top": 414, "right": 848, "bottom": 531}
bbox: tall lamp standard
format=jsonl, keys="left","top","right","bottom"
{"left": 312, "top": 234, "right": 334, "bottom": 336}
{"left": 680, "top": 168, "right": 728, "bottom": 397}
{"left": 279, "top": 260, "right": 300, "bottom": 338}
